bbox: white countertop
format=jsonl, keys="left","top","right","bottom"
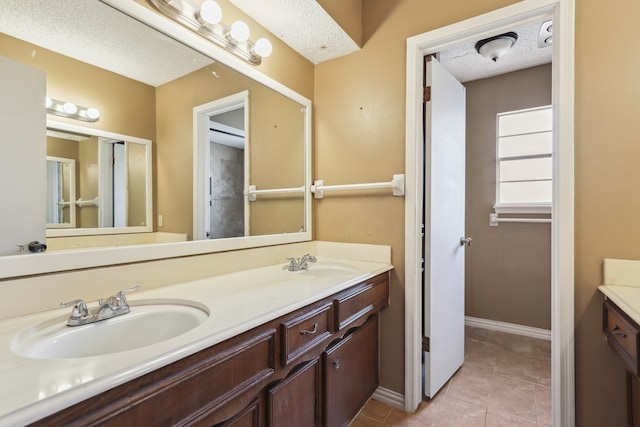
{"left": 0, "top": 257, "right": 392, "bottom": 426}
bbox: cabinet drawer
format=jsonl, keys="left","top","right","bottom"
{"left": 281, "top": 303, "right": 332, "bottom": 365}
{"left": 603, "top": 299, "right": 640, "bottom": 375}
{"left": 334, "top": 273, "right": 389, "bottom": 331}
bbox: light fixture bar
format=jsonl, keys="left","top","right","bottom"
{"left": 46, "top": 97, "right": 100, "bottom": 122}
{"left": 147, "top": 0, "right": 272, "bottom": 66}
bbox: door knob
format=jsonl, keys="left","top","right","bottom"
{"left": 459, "top": 237, "right": 472, "bottom": 247}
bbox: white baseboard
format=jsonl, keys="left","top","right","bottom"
{"left": 372, "top": 386, "right": 405, "bottom": 410}
{"left": 465, "top": 316, "right": 551, "bottom": 341}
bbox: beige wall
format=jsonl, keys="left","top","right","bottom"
{"left": 78, "top": 137, "right": 99, "bottom": 228}
{"left": 317, "top": 0, "right": 363, "bottom": 47}
{"left": 315, "top": 0, "right": 639, "bottom": 424}
{"left": 574, "top": 0, "right": 640, "bottom": 425}
{"left": 464, "top": 64, "right": 552, "bottom": 330}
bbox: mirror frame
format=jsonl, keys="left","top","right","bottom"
{"left": 0, "top": 0, "right": 312, "bottom": 279}
{"left": 45, "top": 120, "right": 153, "bottom": 237}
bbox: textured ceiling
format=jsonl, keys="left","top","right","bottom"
{"left": 0, "top": 0, "right": 213, "bottom": 87}
{"left": 228, "top": 0, "right": 360, "bottom": 64}
{"left": 439, "top": 20, "right": 553, "bottom": 82}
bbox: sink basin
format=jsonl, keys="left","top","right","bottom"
{"left": 11, "top": 299, "right": 209, "bottom": 359}
{"left": 286, "top": 262, "right": 359, "bottom": 277}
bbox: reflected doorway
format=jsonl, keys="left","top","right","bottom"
{"left": 208, "top": 109, "right": 246, "bottom": 239}
{"left": 193, "top": 91, "right": 250, "bottom": 241}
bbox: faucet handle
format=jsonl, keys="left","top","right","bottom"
{"left": 115, "top": 285, "right": 141, "bottom": 307}
{"left": 60, "top": 299, "right": 89, "bottom": 319}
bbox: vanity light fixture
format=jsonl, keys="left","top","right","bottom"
{"left": 475, "top": 32, "right": 518, "bottom": 62}
{"left": 147, "top": 0, "right": 273, "bottom": 66}
{"left": 46, "top": 97, "right": 100, "bottom": 122}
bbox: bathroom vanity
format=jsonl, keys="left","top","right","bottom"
{"left": 0, "top": 247, "right": 392, "bottom": 427}
{"left": 599, "top": 259, "right": 640, "bottom": 427}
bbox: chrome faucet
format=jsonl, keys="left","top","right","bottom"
{"left": 287, "top": 254, "right": 317, "bottom": 271}
{"left": 60, "top": 286, "right": 140, "bottom": 326}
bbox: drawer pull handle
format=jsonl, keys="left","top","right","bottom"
{"left": 612, "top": 326, "right": 627, "bottom": 338}
{"left": 300, "top": 323, "right": 319, "bottom": 335}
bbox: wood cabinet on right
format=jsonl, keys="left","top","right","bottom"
{"left": 603, "top": 299, "right": 640, "bottom": 427}
{"left": 323, "top": 314, "right": 379, "bottom": 427}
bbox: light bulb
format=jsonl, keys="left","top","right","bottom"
{"left": 229, "top": 21, "right": 250, "bottom": 42}
{"left": 197, "top": 0, "right": 221, "bottom": 25}
{"left": 86, "top": 108, "right": 100, "bottom": 120}
{"left": 45, "top": 97, "right": 53, "bottom": 108}
{"left": 63, "top": 102, "right": 78, "bottom": 114}
{"left": 253, "top": 38, "right": 272, "bottom": 57}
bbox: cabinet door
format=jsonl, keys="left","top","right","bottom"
{"left": 631, "top": 373, "right": 640, "bottom": 427}
{"left": 323, "top": 315, "right": 379, "bottom": 427}
{"left": 267, "top": 358, "right": 320, "bottom": 427}
{"left": 0, "top": 56, "right": 46, "bottom": 256}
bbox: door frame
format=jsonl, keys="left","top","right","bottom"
{"left": 193, "top": 90, "right": 249, "bottom": 240}
{"left": 403, "top": 0, "right": 575, "bottom": 426}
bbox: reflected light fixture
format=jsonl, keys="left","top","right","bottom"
{"left": 147, "top": 0, "right": 273, "bottom": 66}
{"left": 46, "top": 97, "right": 100, "bottom": 122}
{"left": 475, "top": 32, "right": 518, "bottom": 62}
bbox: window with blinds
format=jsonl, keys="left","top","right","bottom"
{"left": 495, "top": 105, "right": 552, "bottom": 213}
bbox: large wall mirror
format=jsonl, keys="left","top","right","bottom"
{"left": 0, "top": 0, "right": 311, "bottom": 278}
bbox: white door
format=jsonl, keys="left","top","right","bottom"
{"left": 423, "top": 56, "right": 467, "bottom": 397}
{"left": 0, "top": 56, "right": 46, "bottom": 256}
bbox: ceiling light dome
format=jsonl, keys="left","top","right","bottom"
{"left": 475, "top": 32, "right": 518, "bottom": 62}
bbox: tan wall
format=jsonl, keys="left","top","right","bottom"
{"left": 464, "top": 64, "right": 552, "bottom": 330}
{"left": 316, "top": 0, "right": 639, "bottom": 424}
{"left": 128, "top": 142, "right": 148, "bottom": 227}
{"left": 317, "top": 0, "right": 363, "bottom": 46}
{"left": 78, "top": 136, "right": 99, "bottom": 228}
{"left": 47, "top": 136, "right": 79, "bottom": 160}
{"left": 574, "top": 0, "right": 640, "bottom": 425}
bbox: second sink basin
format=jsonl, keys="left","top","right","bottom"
{"left": 11, "top": 299, "right": 209, "bottom": 359}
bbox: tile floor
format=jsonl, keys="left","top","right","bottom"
{"left": 351, "top": 326, "right": 552, "bottom": 426}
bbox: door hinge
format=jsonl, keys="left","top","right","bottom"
{"left": 422, "top": 336, "right": 430, "bottom": 352}
{"left": 423, "top": 86, "right": 431, "bottom": 102}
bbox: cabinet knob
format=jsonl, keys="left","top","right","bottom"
{"left": 333, "top": 358, "right": 341, "bottom": 369}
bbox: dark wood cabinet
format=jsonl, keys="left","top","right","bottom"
{"left": 603, "top": 299, "right": 640, "bottom": 427}
{"left": 323, "top": 314, "right": 379, "bottom": 427}
{"left": 29, "top": 272, "right": 390, "bottom": 427}
{"left": 267, "top": 358, "right": 321, "bottom": 426}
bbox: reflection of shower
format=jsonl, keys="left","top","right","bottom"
{"left": 208, "top": 108, "right": 245, "bottom": 239}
